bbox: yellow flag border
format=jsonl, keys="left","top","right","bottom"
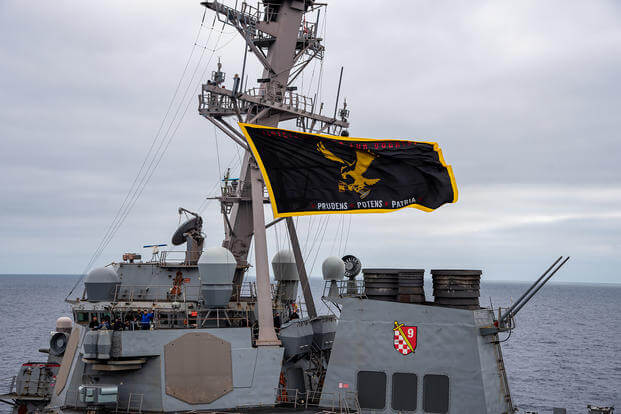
{"left": 238, "top": 122, "right": 458, "bottom": 218}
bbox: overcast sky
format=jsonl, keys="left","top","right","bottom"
{"left": 1, "top": 1, "right": 620, "bottom": 283}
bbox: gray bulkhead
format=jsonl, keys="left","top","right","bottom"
{"left": 50, "top": 325, "right": 283, "bottom": 411}
{"left": 321, "top": 297, "right": 511, "bottom": 414}
{"left": 112, "top": 263, "right": 201, "bottom": 302}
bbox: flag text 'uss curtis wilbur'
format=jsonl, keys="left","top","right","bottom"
{"left": 239, "top": 123, "right": 458, "bottom": 218}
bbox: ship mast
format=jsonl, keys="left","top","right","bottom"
{"left": 198, "top": 0, "right": 349, "bottom": 345}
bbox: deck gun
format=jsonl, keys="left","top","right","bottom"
{"left": 481, "top": 256, "right": 570, "bottom": 336}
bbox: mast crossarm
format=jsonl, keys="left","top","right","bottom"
{"left": 199, "top": 84, "right": 349, "bottom": 130}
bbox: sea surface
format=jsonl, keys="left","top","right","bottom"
{"left": 0, "top": 274, "right": 618, "bottom": 413}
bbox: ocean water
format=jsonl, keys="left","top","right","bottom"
{"left": 0, "top": 274, "right": 618, "bottom": 413}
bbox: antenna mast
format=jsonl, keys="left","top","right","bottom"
{"left": 198, "top": 0, "right": 349, "bottom": 345}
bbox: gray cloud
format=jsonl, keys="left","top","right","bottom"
{"left": 1, "top": 0, "right": 620, "bottom": 283}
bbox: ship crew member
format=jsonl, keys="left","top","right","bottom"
{"left": 113, "top": 317, "right": 124, "bottom": 331}
{"left": 141, "top": 309, "right": 154, "bottom": 330}
{"left": 290, "top": 304, "right": 300, "bottom": 320}
{"left": 88, "top": 315, "right": 100, "bottom": 330}
{"left": 101, "top": 316, "right": 111, "bottom": 330}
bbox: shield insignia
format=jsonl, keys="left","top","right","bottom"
{"left": 393, "top": 321, "right": 417, "bottom": 355}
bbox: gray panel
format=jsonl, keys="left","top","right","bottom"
{"left": 164, "top": 332, "right": 233, "bottom": 404}
{"left": 392, "top": 373, "right": 417, "bottom": 411}
{"left": 357, "top": 371, "right": 387, "bottom": 410}
{"left": 117, "top": 328, "right": 251, "bottom": 358}
{"left": 423, "top": 374, "right": 449, "bottom": 413}
{"left": 97, "top": 330, "right": 112, "bottom": 359}
{"left": 231, "top": 348, "right": 257, "bottom": 388}
{"left": 161, "top": 345, "right": 283, "bottom": 411}
{"left": 321, "top": 297, "right": 509, "bottom": 414}
{"left": 114, "top": 263, "right": 201, "bottom": 302}
{"left": 475, "top": 309, "right": 512, "bottom": 413}
{"left": 280, "top": 318, "right": 313, "bottom": 357}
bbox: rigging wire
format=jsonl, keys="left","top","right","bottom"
{"left": 329, "top": 215, "right": 342, "bottom": 254}
{"left": 81, "top": 15, "right": 212, "bottom": 273}
{"left": 68, "top": 16, "right": 226, "bottom": 299}
{"left": 308, "top": 215, "right": 330, "bottom": 277}
{"left": 341, "top": 215, "right": 352, "bottom": 256}
{"left": 89, "top": 26, "right": 222, "bottom": 269}
{"left": 196, "top": 145, "right": 243, "bottom": 215}
{"left": 66, "top": 17, "right": 213, "bottom": 299}
{"left": 303, "top": 215, "right": 325, "bottom": 264}
{"left": 213, "top": 124, "right": 223, "bottom": 179}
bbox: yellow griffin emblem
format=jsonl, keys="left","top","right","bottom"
{"left": 317, "top": 142, "right": 380, "bottom": 199}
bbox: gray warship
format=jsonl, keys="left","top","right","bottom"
{"left": 0, "top": 1, "right": 611, "bottom": 414}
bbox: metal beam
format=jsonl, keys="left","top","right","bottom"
{"left": 265, "top": 217, "right": 285, "bottom": 229}
{"left": 248, "top": 108, "right": 270, "bottom": 124}
{"left": 286, "top": 217, "right": 317, "bottom": 319}
{"left": 251, "top": 161, "right": 280, "bottom": 346}
{"left": 218, "top": 117, "right": 247, "bottom": 142}
{"left": 235, "top": 25, "right": 275, "bottom": 75}
{"left": 205, "top": 116, "right": 249, "bottom": 151}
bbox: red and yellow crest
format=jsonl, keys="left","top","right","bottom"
{"left": 393, "top": 321, "right": 417, "bottom": 355}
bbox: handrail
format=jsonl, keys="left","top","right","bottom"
{"left": 274, "top": 388, "right": 360, "bottom": 412}
{"left": 322, "top": 280, "right": 366, "bottom": 299}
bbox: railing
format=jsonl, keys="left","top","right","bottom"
{"left": 275, "top": 388, "right": 360, "bottom": 413}
{"left": 112, "top": 282, "right": 270, "bottom": 304}
{"left": 107, "top": 280, "right": 285, "bottom": 306}
{"left": 243, "top": 86, "right": 315, "bottom": 112}
{"left": 157, "top": 250, "right": 202, "bottom": 266}
{"left": 322, "top": 280, "right": 366, "bottom": 299}
{"left": 113, "top": 284, "right": 201, "bottom": 303}
{"left": 200, "top": 83, "right": 316, "bottom": 116}
{"left": 116, "top": 392, "right": 144, "bottom": 413}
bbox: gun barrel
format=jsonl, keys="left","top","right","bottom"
{"left": 499, "top": 256, "right": 562, "bottom": 323}
{"left": 507, "top": 256, "right": 570, "bottom": 320}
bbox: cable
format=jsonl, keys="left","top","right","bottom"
{"left": 73, "top": 15, "right": 226, "bottom": 291}
{"left": 214, "top": 124, "right": 222, "bottom": 178}
{"left": 342, "top": 215, "right": 352, "bottom": 255}
{"left": 308, "top": 215, "right": 330, "bottom": 277}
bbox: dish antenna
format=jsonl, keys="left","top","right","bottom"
{"left": 342, "top": 255, "right": 361, "bottom": 279}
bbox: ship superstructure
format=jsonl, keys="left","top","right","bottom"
{"left": 0, "top": 2, "right": 593, "bottom": 414}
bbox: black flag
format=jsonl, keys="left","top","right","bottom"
{"left": 239, "top": 123, "right": 457, "bottom": 218}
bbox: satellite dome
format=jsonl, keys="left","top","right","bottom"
{"left": 55, "top": 316, "right": 73, "bottom": 333}
{"left": 198, "top": 246, "right": 236, "bottom": 265}
{"left": 84, "top": 267, "right": 120, "bottom": 302}
{"left": 85, "top": 267, "right": 119, "bottom": 284}
{"left": 272, "top": 250, "right": 299, "bottom": 281}
{"left": 322, "top": 256, "right": 345, "bottom": 281}
{"left": 198, "top": 247, "right": 237, "bottom": 307}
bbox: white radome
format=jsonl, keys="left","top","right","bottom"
{"left": 322, "top": 256, "right": 345, "bottom": 280}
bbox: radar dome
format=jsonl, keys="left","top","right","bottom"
{"left": 272, "top": 250, "right": 299, "bottom": 281}
{"left": 55, "top": 316, "right": 73, "bottom": 333}
{"left": 84, "top": 267, "right": 120, "bottom": 301}
{"left": 198, "top": 246, "right": 236, "bottom": 267}
{"left": 322, "top": 256, "right": 345, "bottom": 280}
{"left": 198, "top": 247, "right": 237, "bottom": 307}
